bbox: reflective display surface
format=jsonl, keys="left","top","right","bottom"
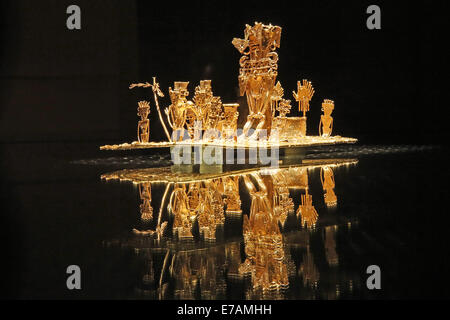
{"left": 2, "top": 143, "right": 447, "bottom": 299}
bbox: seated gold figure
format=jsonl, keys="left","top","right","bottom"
{"left": 319, "top": 99, "right": 334, "bottom": 137}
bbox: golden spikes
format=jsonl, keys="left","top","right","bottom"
{"left": 297, "top": 192, "right": 318, "bottom": 228}
{"left": 293, "top": 79, "right": 315, "bottom": 116}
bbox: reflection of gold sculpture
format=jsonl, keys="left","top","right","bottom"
{"left": 298, "top": 246, "right": 319, "bottom": 288}
{"left": 319, "top": 99, "right": 334, "bottom": 137}
{"left": 139, "top": 182, "right": 153, "bottom": 221}
{"left": 169, "top": 184, "right": 197, "bottom": 238}
{"left": 171, "top": 247, "right": 226, "bottom": 299}
{"left": 324, "top": 226, "right": 339, "bottom": 266}
{"left": 102, "top": 158, "right": 359, "bottom": 298}
{"left": 297, "top": 192, "right": 318, "bottom": 228}
{"left": 321, "top": 166, "right": 337, "bottom": 207}
{"left": 239, "top": 173, "right": 290, "bottom": 291}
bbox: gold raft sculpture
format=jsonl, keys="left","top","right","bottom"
{"left": 100, "top": 22, "right": 357, "bottom": 151}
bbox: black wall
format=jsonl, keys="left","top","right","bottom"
{"left": 1, "top": 0, "right": 448, "bottom": 145}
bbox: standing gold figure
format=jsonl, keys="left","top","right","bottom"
{"left": 319, "top": 99, "right": 334, "bottom": 137}
{"left": 137, "top": 101, "right": 151, "bottom": 143}
{"left": 218, "top": 104, "right": 239, "bottom": 141}
{"left": 192, "top": 80, "right": 223, "bottom": 141}
{"left": 165, "top": 82, "right": 193, "bottom": 141}
{"left": 233, "top": 22, "right": 282, "bottom": 140}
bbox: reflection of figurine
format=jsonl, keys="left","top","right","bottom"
{"left": 222, "top": 176, "right": 242, "bottom": 215}
{"left": 169, "top": 184, "right": 197, "bottom": 238}
{"left": 139, "top": 183, "right": 153, "bottom": 221}
{"left": 324, "top": 226, "right": 339, "bottom": 266}
{"left": 137, "top": 101, "right": 151, "bottom": 143}
{"left": 197, "top": 181, "right": 225, "bottom": 240}
{"left": 297, "top": 192, "right": 318, "bottom": 228}
{"left": 320, "top": 166, "right": 337, "bottom": 207}
{"left": 239, "top": 173, "right": 290, "bottom": 291}
{"left": 272, "top": 171, "right": 295, "bottom": 226}
{"left": 319, "top": 99, "right": 334, "bottom": 137}
{"left": 298, "top": 246, "right": 319, "bottom": 288}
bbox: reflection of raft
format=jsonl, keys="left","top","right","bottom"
{"left": 101, "top": 158, "right": 358, "bottom": 184}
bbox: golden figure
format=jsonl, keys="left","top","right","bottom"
{"left": 190, "top": 80, "right": 223, "bottom": 141}
{"left": 129, "top": 77, "right": 169, "bottom": 141}
{"left": 218, "top": 104, "right": 239, "bottom": 141}
{"left": 319, "top": 99, "right": 334, "bottom": 137}
{"left": 165, "top": 82, "right": 193, "bottom": 141}
{"left": 321, "top": 166, "right": 337, "bottom": 207}
{"left": 137, "top": 101, "right": 151, "bottom": 143}
{"left": 233, "top": 22, "right": 282, "bottom": 140}
{"left": 138, "top": 182, "right": 153, "bottom": 221}
{"left": 297, "top": 192, "right": 318, "bottom": 228}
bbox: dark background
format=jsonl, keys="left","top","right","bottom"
{"left": 1, "top": 0, "right": 450, "bottom": 300}
{"left": 0, "top": 0, "right": 448, "bottom": 145}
